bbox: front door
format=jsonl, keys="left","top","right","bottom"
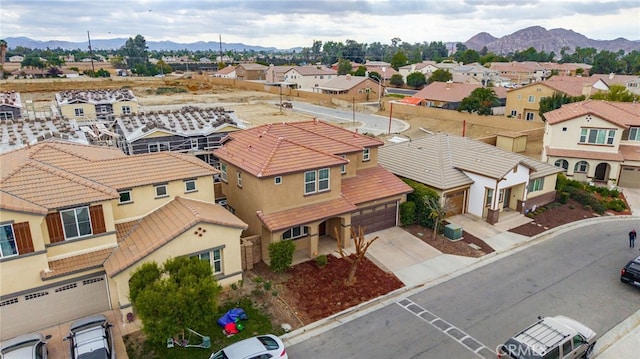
{"left": 502, "top": 188, "right": 511, "bottom": 209}
{"left": 594, "top": 163, "right": 608, "bottom": 181}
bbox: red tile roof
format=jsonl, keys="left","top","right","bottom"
{"left": 41, "top": 248, "right": 114, "bottom": 280}
{"left": 104, "top": 197, "right": 247, "bottom": 277}
{"left": 0, "top": 190, "right": 48, "bottom": 215}
{"left": 257, "top": 196, "right": 357, "bottom": 231}
{"left": 342, "top": 166, "right": 412, "bottom": 205}
{"left": 215, "top": 120, "right": 382, "bottom": 176}
{"left": 540, "top": 76, "right": 601, "bottom": 97}
{"left": 400, "top": 97, "right": 424, "bottom": 105}
{"left": 620, "top": 145, "right": 640, "bottom": 161}
{"left": 545, "top": 147, "right": 624, "bottom": 161}
{"left": 545, "top": 100, "right": 640, "bottom": 127}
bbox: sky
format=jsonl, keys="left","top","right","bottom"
{"left": 1, "top": 0, "right": 639, "bottom": 49}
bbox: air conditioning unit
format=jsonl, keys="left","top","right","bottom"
{"left": 444, "top": 223, "right": 463, "bottom": 241}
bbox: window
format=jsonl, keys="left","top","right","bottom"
{"left": 318, "top": 168, "right": 330, "bottom": 191}
{"left": 184, "top": 179, "right": 196, "bottom": 192}
{"left": 237, "top": 172, "right": 242, "bottom": 187}
{"left": 220, "top": 163, "right": 227, "bottom": 182}
{"left": 304, "top": 170, "right": 316, "bottom": 194}
{"left": 99, "top": 105, "right": 108, "bottom": 113}
{"left": 0, "top": 224, "right": 18, "bottom": 258}
{"left": 510, "top": 110, "right": 517, "bottom": 117}
{"left": 304, "top": 168, "right": 330, "bottom": 194}
{"left": 528, "top": 178, "right": 545, "bottom": 192}
{"left": 274, "top": 176, "right": 282, "bottom": 185}
{"left": 0, "top": 112, "right": 14, "bottom": 121}
{"left": 574, "top": 161, "right": 588, "bottom": 173}
{"left": 562, "top": 127, "right": 568, "bottom": 132}
{"left": 580, "top": 128, "right": 615, "bottom": 145}
{"left": 155, "top": 184, "right": 168, "bottom": 198}
{"left": 191, "top": 138, "right": 199, "bottom": 149}
{"left": 485, "top": 188, "right": 494, "bottom": 208}
{"left": 554, "top": 159, "right": 569, "bottom": 170}
{"left": 629, "top": 127, "right": 640, "bottom": 141}
{"left": 282, "top": 226, "right": 309, "bottom": 240}
{"left": 562, "top": 340, "right": 573, "bottom": 356}
{"left": 122, "top": 105, "right": 131, "bottom": 115}
{"left": 340, "top": 155, "right": 347, "bottom": 174}
{"left": 362, "top": 147, "right": 370, "bottom": 161}
{"left": 194, "top": 249, "right": 223, "bottom": 274}
{"left": 118, "top": 190, "right": 132, "bottom": 204}
{"left": 148, "top": 143, "right": 159, "bottom": 152}
{"left": 528, "top": 95, "right": 535, "bottom": 103}
{"left": 60, "top": 207, "right": 92, "bottom": 239}
{"left": 525, "top": 112, "right": 535, "bottom": 121}
{"left": 74, "top": 108, "right": 84, "bottom": 117}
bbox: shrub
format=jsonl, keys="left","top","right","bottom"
{"left": 315, "top": 254, "right": 328, "bottom": 267}
{"left": 402, "top": 178, "right": 439, "bottom": 228}
{"left": 268, "top": 240, "right": 295, "bottom": 273}
{"left": 399, "top": 201, "right": 416, "bottom": 226}
{"left": 605, "top": 198, "right": 627, "bottom": 212}
{"left": 559, "top": 192, "right": 569, "bottom": 204}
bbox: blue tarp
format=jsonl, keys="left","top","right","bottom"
{"left": 217, "top": 308, "right": 247, "bottom": 327}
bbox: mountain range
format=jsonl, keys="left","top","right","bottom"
{"left": 4, "top": 26, "right": 639, "bottom": 54}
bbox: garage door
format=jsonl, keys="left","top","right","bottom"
{"left": 444, "top": 190, "right": 466, "bottom": 216}
{"left": 351, "top": 201, "right": 398, "bottom": 234}
{"left": 0, "top": 274, "right": 110, "bottom": 339}
{"left": 618, "top": 166, "right": 640, "bottom": 188}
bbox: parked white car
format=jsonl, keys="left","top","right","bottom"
{"left": 209, "top": 334, "right": 288, "bottom": 359}
{"left": 0, "top": 332, "right": 50, "bottom": 359}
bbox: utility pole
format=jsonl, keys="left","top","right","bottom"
{"left": 219, "top": 34, "right": 223, "bottom": 64}
{"left": 87, "top": 31, "right": 95, "bottom": 75}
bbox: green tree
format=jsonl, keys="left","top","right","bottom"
{"left": 538, "top": 92, "right": 585, "bottom": 121}
{"left": 155, "top": 59, "right": 172, "bottom": 75}
{"left": 592, "top": 50, "right": 623, "bottom": 74}
{"left": 390, "top": 50, "right": 408, "bottom": 70}
{"left": 352, "top": 65, "right": 367, "bottom": 76}
{"left": 337, "top": 58, "right": 352, "bottom": 75}
{"left": 21, "top": 55, "right": 45, "bottom": 69}
{"left": 389, "top": 73, "right": 404, "bottom": 87}
{"left": 459, "top": 87, "right": 499, "bottom": 115}
{"left": 424, "top": 196, "right": 455, "bottom": 239}
{"left": 120, "top": 34, "right": 150, "bottom": 73}
{"left": 130, "top": 257, "right": 221, "bottom": 345}
{"left": 428, "top": 69, "right": 452, "bottom": 84}
{"left": 0, "top": 39, "right": 7, "bottom": 79}
{"left": 458, "top": 49, "right": 480, "bottom": 64}
{"left": 591, "top": 84, "right": 638, "bottom": 102}
{"left": 406, "top": 71, "right": 427, "bottom": 89}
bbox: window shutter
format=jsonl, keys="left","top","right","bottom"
{"left": 46, "top": 212, "right": 65, "bottom": 243}
{"left": 89, "top": 205, "right": 106, "bottom": 234}
{"left": 13, "top": 222, "right": 35, "bottom": 254}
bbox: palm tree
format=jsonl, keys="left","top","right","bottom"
{"left": 0, "top": 39, "right": 7, "bottom": 79}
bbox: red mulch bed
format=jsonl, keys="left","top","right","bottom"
{"left": 404, "top": 224, "right": 495, "bottom": 257}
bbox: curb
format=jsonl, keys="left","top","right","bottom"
{"left": 281, "top": 215, "right": 639, "bottom": 347}
{"left": 593, "top": 309, "right": 640, "bottom": 357}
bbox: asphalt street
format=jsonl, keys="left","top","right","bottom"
{"left": 287, "top": 219, "right": 640, "bottom": 358}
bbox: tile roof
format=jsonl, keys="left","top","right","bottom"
{"left": 545, "top": 147, "right": 624, "bottom": 161}
{"left": 539, "top": 76, "right": 601, "bottom": 97}
{"left": 257, "top": 196, "right": 357, "bottom": 231}
{"left": 544, "top": 100, "right": 640, "bottom": 127}
{"left": 412, "top": 82, "right": 482, "bottom": 102}
{"left": 0, "top": 190, "right": 48, "bottom": 215}
{"left": 591, "top": 74, "right": 639, "bottom": 86}
{"left": 289, "top": 65, "right": 337, "bottom": 76}
{"left": 215, "top": 120, "right": 381, "bottom": 176}
{"left": 379, "top": 133, "right": 561, "bottom": 190}
{"left": 41, "top": 247, "right": 113, "bottom": 280}
{"left": 341, "top": 166, "right": 412, "bottom": 205}
{"left": 216, "top": 65, "right": 237, "bottom": 75}
{"left": 238, "top": 63, "right": 268, "bottom": 71}
{"left": 620, "top": 145, "right": 640, "bottom": 161}
{"left": 104, "top": 197, "right": 247, "bottom": 277}
{"left": 0, "top": 140, "right": 218, "bottom": 209}
{"left": 399, "top": 97, "right": 424, "bottom": 105}
{"left": 318, "top": 75, "right": 369, "bottom": 91}
{"left": 115, "top": 220, "right": 140, "bottom": 242}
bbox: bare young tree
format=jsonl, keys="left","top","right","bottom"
{"left": 335, "top": 226, "right": 379, "bottom": 285}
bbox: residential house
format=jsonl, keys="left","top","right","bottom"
{"left": 55, "top": 89, "right": 139, "bottom": 121}
{"left": 0, "top": 92, "right": 22, "bottom": 120}
{"left": 539, "top": 62, "right": 592, "bottom": 77}
{"left": 379, "top": 133, "right": 562, "bottom": 224}
{"left": 490, "top": 61, "right": 551, "bottom": 85}
{"left": 451, "top": 62, "right": 501, "bottom": 86}
{"left": 409, "top": 81, "right": 506, "bottom": 110}
{"left": 0, "top": 140, "right": 247, "bottom": 339}
{"left": 112, "top": 106, "right": 245, "bottom": 168}
{"left": 283, "top": 65, "right": 337, "bottom": 90}
{"left": 213, "top": 65, "right": 237, "bottom": 79}
{"left": 213, "top": 120, "right": 412, "bottom": 263}
{"left": 313, "top": 75, "right": 383, "bottom": 101}
{"left": 11, "top": 68, "right": 47, "bottom": 79}
{"left": 541, "top": 100, "right": 640, "bottom": 188}
{"left": 265, "top": 64, "right": 294, "bottom": 83}
{"left": 363, "top": 61, "right": 397, "bottom": 82}
{"left": 591, "top": 73, "right": 640, "bottom": 96}
{"left": 505, "top": 76, "right": 608, "bottom": 122}
{"left": 8, "top": 55, "right": 23, "bottom": 63}
{"left": 398, "top": 61, "right": 439, "bottom": 81}
{"left": 235, "top": 63, "right": 268, "bottom": 81}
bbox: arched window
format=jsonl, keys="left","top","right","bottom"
{"left": 574, "top": 161, "right": 589, "bottom": 173}
{"left": 554, "top": 159, "right": 568, "bottom": 170}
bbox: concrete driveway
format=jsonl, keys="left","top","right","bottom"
{"left": 621, "top": 187, "right": 640, "bottom": 216}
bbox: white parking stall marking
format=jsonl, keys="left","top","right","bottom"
{"left": 397, "top": 298, "right": 496, "bottom": 359}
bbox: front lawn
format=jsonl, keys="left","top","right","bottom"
{"left": 124, "top": 297, "right": 283, "bottom": 359}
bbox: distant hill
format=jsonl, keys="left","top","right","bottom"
{"left": 4, "top": 36, "right": 286, "bottom": 52}
{"left": 464, "top": 26, "right": 640, "bottom": 54}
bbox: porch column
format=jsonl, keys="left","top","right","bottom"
{"left": 486, "top": 208, "right": 500, "bottom": 225}
{"left": 308, "top": 232, "right": 319, "bottom": 259}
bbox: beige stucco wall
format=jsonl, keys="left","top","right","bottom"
{"left": 505, "top": 84, "right": 555, "bottom": 123}
{"left": 544, "top": 115, "right": 623, "bottom": 154}
{"left": 60, "top": 103, "right": 96, "bottom": 120}
{"left": 0, "top": 252, "right": 50, "bottom": 295}
{"left": 112, "top": 176, "right": 215, "bottom": 222}
{"left": 112, "top": 101, "right": 138, "bottom": 115}
{"left": 110, "top": 222, "right": 244, "bottom": 308}
{"left": 528, "top": 174, "right": 558, "bottom": 199}
{"left": 0, "top": 210, "right": 46, "bottom": 252}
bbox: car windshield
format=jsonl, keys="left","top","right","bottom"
{"left": 257, "top": 336, "right": 279, "bottom": 350}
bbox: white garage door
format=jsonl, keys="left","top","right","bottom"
{"left": 618, "top": 166, "right": 640, "bottom": 188}
{"left": 0, "top": 275, "right": 110, "bottom": 340}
